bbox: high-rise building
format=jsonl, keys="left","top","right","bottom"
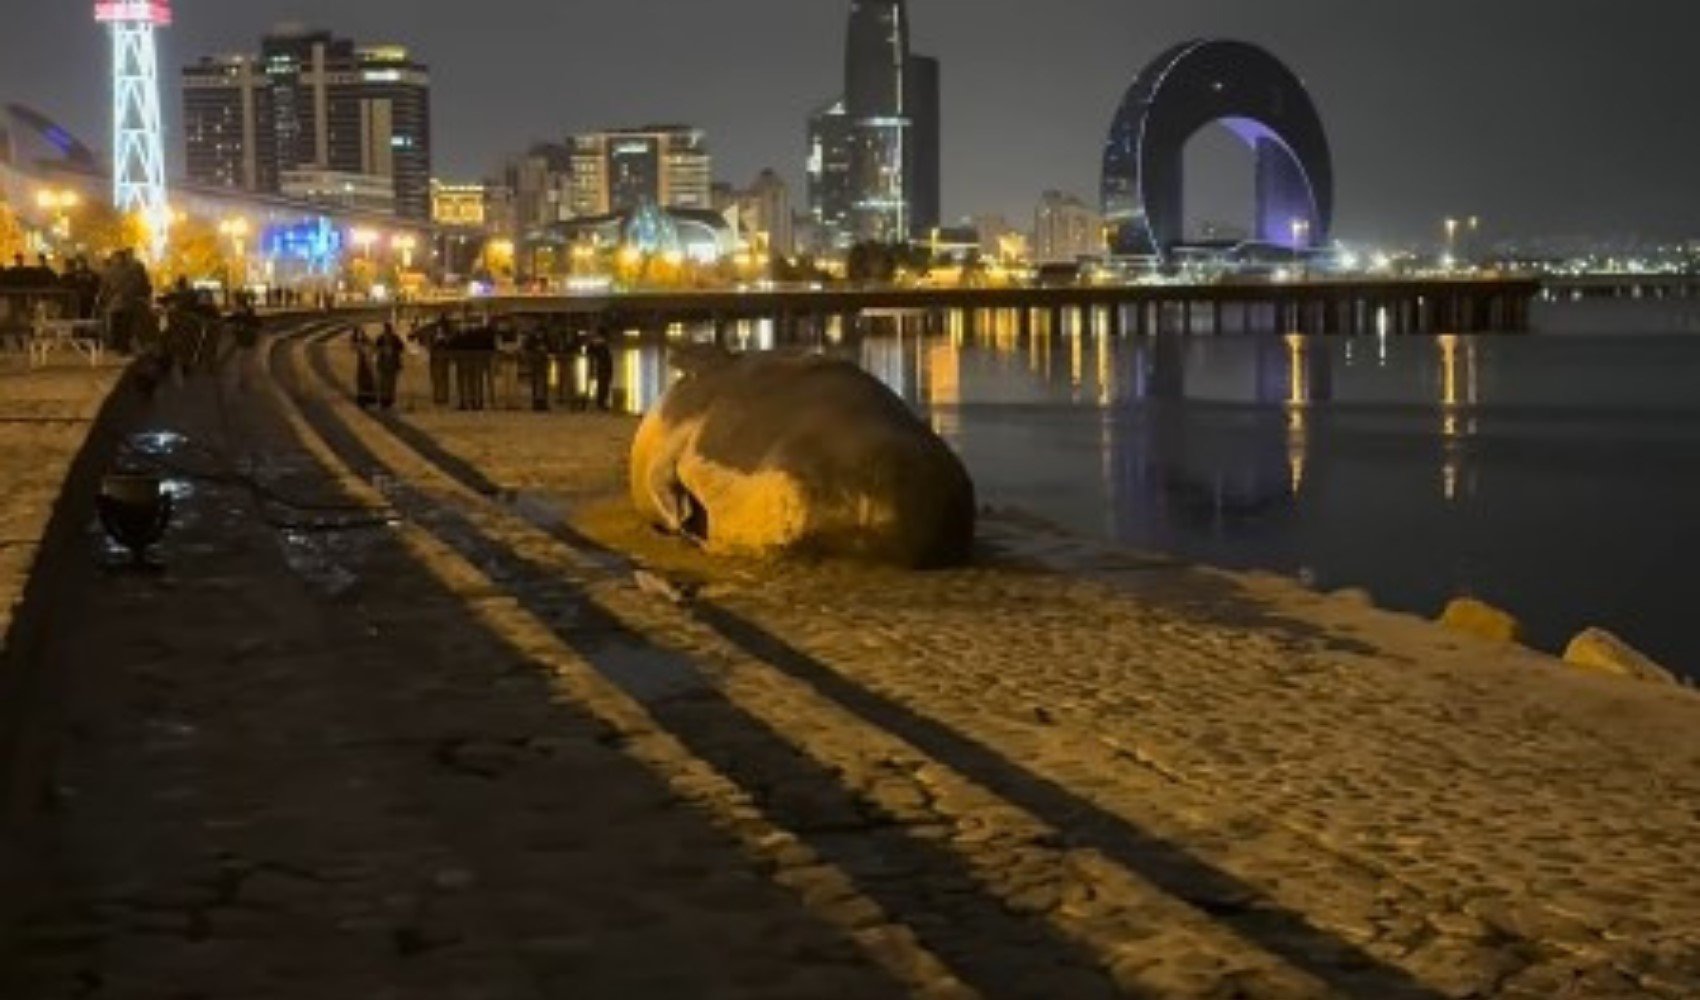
{"left": 844, "top": 0, "right": 909, "bottom": 243}
{"left": 905, "top": 54, "right": 941, "bottom": 236}
{"left": 810, "top": 1, "right": 940, "bottom": 248}
{"left": 1035, "top": 191, "right": 1105, "bottom": 264}
{"left": 568, "top": 126, "right": 711, "bottom": 217}
{"left": 182, "top": 54, "right": 265, "bottom": 192}
{"left": 496, "top": 142, "right": 573, "bottom": 232}
{"left": 182, "top": 25, "right": 433, "bottom": 219}
{"left": 431, "top": 180, "right": 489, "bottom": 278}
{"left": 806, "top": 100, "right": 854, "bottom": 251}
{"left": 725, "top": 169, "right": 794, "bottom": 257}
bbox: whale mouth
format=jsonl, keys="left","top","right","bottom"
{"left": 678, "top": 487, "right": 710, "bottom": 544}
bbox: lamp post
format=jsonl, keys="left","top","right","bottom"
{"left": 1444, "top": 217, "right": 1460, "bottom": 269}
{"left": 352, "top": 227, "right": 379, "bottom": 260}
{"left": 217, "top": 217, "right": 250, "bottom": 301}
{"left": 35, "top": 189, "right": 81, "bottom": 250}
{"left": 392, "top": 233, "right": 417, "bottom": 271}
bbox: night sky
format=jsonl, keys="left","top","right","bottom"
{"left": 4, "top": 0, "right": 1697, "bottom": 245}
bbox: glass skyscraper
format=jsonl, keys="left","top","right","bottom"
{"left": 809, "top": 0, "right": 940, "bottom": 249}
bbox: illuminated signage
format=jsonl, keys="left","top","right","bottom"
{"left": 93, "top": 1, "right": 172, "bottom": 25}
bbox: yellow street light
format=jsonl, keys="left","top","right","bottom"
{"left": 218, "top": 217, "right": 251, "bottom": 288}
{"left": 35, "top": 188, "right": 81, "bottom": 244}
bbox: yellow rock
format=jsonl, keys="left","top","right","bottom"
{"left": 1563, "top": 628, "right": 1679, "bottom": 686}
{"left": 1439, "top": 597, "right": 1522, "bottom": 644}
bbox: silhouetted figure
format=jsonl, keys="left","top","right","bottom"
{"left": 62, "top": 257, "right": 100, "bottom": 319}
{"left": 425, "top": 322, "right": 454, "bottom": 407}
{"left": 218, "top": 294, "right": 260, "bottom": 390}
{"left": 588, "top": 330, "right": 616, "bottom": 411}
{"left": 374, "top": 322, "right": 406, "bottom": 410}
{"left": 451, "top": 324, "right": 495, "bottom": 411}
{"left": 523, "top": 329, "right": 551, "bottom": 412}
{"left": 161, "top": 276, "right": 220, "bottom": 376}
{"left": 352, "top": 326, "right": 377, "bottom": 408}
{"left": 99, "top": 249, "right": 153, "bottom": 354}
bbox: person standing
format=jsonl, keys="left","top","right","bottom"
{"left": 352, "top": 326, "right": 377, "bottom": 408}
{"left": 426, "top": 321, "right": 454, "bottom": 408}
{"left": 374, "top": 322, "right": 406, "bottom": 411}
{"left": 588, "top": 329, "right": 617, "bottom": 412}
{"left": 226, "top": 293, "right": 261, "bottom": 390}
{"left": 523, "top": 327, "right": 552, "bottom": 412}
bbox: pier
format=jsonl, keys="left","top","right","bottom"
{"left": 424, "top": 277, "right": 1540, "bottom": 339}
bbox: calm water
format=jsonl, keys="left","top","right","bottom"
{"left": 616, "top": 300, "right": 1700, "bottom": 677}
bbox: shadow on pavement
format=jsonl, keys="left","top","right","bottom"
{"left": 287, "top": 332, "right": 1131, "bottom": 998}
{"left": 299, "top": 329, "right": 1445, "bottom": 999}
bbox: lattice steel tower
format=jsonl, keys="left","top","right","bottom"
{"left": 95, "top": 1, "right": 172, "bottom": 258}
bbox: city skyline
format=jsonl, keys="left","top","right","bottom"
{"left": 2, "top": 0, "right": 1698, "bottom": 244}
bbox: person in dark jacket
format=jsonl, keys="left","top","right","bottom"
{"left": 425, "top": 321, "right": 454, "bottom": 408}
{"left": 588, "top": 328, "right": 617, "bottom": 412}
{"left": 451, "top": 323, "right": 495, "bottom": 411}
{"left": 374, "top": 322, "right": 406, "bottom": 410}
{"left": 225, "top": 294, "right": 261, "bottom": 390}
{"left": 352, "top": 326, "right": 377, "bottom": 408}
{"left": 523, "top": 327, "right": 552, "bottom": 412}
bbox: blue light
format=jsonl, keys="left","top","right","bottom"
{"left": 262, "top": 217, "right": 345, "bottom": 270}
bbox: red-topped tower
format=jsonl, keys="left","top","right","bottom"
{"left": 94, "top": 1, "right": 172, "bottom": 257}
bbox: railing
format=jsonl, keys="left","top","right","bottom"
{"left": 0, "top": 287, "right": 83, "bottom": 370}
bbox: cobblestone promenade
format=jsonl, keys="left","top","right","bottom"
{"left": 2, "top": 325, "right": 1698, "bottom": 998}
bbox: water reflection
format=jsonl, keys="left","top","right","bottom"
{"left": 606, "top": 311, "right": 1700, "bottom": 673}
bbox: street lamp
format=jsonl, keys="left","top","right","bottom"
{"left": 35, "top": 189, "right": 81, "bottom": 246}
{"left": 351, "top": 227, "right": 379, "bottom": 260}
{"left": 218, "top": 217, "right": 250, "bottom": 299}
{"left": 392, "top": 233, "right": 417, "bottom": 271}
{"left": 1444, "top": 217, "right": 1460, "bottom": 267}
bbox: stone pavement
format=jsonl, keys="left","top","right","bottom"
{"left": 326, "top": 327, "right": 1700, "bottom": 998}
{"left": 1, "top": 341, "right": 905, "bottom": 999}
{"left": 0, "top": 364, "right": 126, "bottom": 642}
{"left": 3, "top": 322, "right": 1699, "bottom": 999}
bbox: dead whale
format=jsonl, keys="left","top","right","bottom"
{"left": 630, "top": 350, "right": 976, "bottom": 568}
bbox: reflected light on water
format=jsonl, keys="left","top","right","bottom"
{"left": 1285, "top": 334, "right": 1311, "bottom": 495}
{"left": 1436, "top": 334, "right": 1483, "bottom": 503}
{"left": 1069, "top": 318, "right": 1085, "bottom": 394}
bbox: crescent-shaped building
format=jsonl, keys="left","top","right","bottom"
{"left": 1102, "top": 40, "right": 1333, "bottom": 261}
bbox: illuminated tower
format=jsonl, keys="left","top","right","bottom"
{"left": 844, "top": 0, "right": 910, "bottom": 243}
{"left": 95, "top": 1, "right": 172, "bottom": 257}
{"left": 810, "top": 1, "right": 939, "bottom": 248}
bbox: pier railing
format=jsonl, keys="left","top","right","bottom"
{"left": 397, "top": 277, "right": 1542, "bottom": 338}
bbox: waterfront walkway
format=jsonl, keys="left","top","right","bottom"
{"left": 2, "top": 323, "right": 1699, "bottom": 998}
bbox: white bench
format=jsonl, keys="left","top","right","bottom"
{"left": 30, "top": 317, "right": 106, "bottom": 368}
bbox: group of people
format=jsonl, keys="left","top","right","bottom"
{"left": 353, "top": 316, "right": 620, "bottom": 414}
{"left": 2, "top": 250, "right": 266, "bottom": 378}
{"left": 351, "top": 323, "right": 407, "bottom": 410}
